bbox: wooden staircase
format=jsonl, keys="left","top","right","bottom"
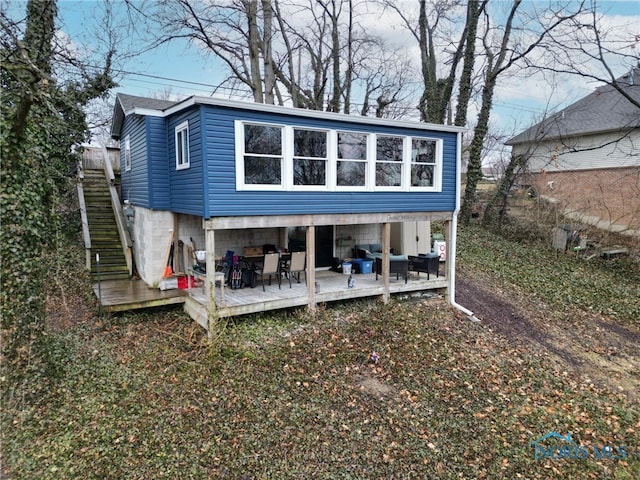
{"left": 82, "top": 169, "right": 130, "bottom": 281}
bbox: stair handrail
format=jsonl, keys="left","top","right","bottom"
{"left": 102, "top": 146, "right": 133, "bottom": 276}
{"left": 77, "top": 161, "right": 92, "bottom": 271}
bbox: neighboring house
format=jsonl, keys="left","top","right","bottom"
{"left": 506, "top": 67, "right": 640, "bottom": 236}
{"left": 110, "top": 93, "right": 469, "bottom": 327}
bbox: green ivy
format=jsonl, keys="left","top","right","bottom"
{"left": 1, "top": 0, "right": 115, "bottom": 405}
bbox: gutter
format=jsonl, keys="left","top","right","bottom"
{"left": 448, "top": 131, "right": 481, "bottom": 323}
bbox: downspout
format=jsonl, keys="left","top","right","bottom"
{"left": 449, "top": 131, "right": 481, "bottom": 322}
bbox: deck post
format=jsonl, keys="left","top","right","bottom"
{"left": 382, "top": 222, "right": 391, "bottom": 303}
{"left": 205, "top": 227, "right": 218, "bottom": 335}
{"left": 444, "top": 219, "right": 453, "bottom": 304}
{"left": 306, "top": 225, "right": 316, "bottom": 312}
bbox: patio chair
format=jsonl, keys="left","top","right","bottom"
{"left": 283, "top": 251, "right": 306, "bottom": 288}
{"left": 256, "top": 252, "right": 281, "bottom": 291}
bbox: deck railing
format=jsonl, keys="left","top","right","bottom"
{"left": 101, "top": 146, "right": 133, "bottom": 276}
{"left": 77, "top": 163, "right": 92, "bottom": 270}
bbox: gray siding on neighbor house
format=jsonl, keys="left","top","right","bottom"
{"left": 120, "top": 114, "right": 150, "bottom": 207}
{"left": 200, "top": 105, "right": 459, "bottom": 219}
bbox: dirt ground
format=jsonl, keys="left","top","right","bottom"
{"left": 456, "top": 274, "right": 640, "bottom": 402}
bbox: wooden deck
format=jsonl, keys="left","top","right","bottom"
{"left": 92, "top": 279, "right": 187, "bottom": 313}
{"left": 92, "top": 268, "right": 448, "bottom": 322}
{"left": 185, "top": 269, "right": 448, "bottom": 329}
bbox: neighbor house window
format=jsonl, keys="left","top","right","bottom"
{"left": 175, "top": 121, "right": 190, "bottom": 170}
{"left": 293, "top": 128, "right": 327, "bottom": 186}
{"left": 411, "top": 138, "right": 437, "bottom": 187}
{"left": 243, "top": 123, "right": 283, "bottom": 185}
{"left": 376, "top": 135, "right": 404, "bottom": 187}
{"left": 124, "top": 135, "right": 131, "bottom": 172}
{"left": 337, "top": 132, "right": 367, "bottom": 187}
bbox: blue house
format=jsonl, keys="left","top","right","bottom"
{"left": 111, "top": 93, "right": 470, "bottom": 329}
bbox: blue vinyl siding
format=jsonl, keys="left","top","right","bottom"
{"left": 200, "top": 105, "right": 458, "bottom": 219}
{"left": 167, "top": 107, "right": 205, "bottom": 216}
{"left": 119, "top": 101, "right": 459, "bottom": 218}
{"left": 147, "top": 117, "right": 170, "bottom": 209}
{"left": 120, "top": 115, "right": 149, "bottom": 207}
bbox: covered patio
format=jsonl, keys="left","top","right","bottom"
{"left": 184, "top": 211, "right": 453, "bottom": 330}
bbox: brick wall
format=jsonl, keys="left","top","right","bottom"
{"left": 526, "top": 167, "right": 640, "bottom": 232}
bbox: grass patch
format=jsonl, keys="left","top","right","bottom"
{"left": 457, "top": 225, "right": 640, "bottom": 328}
{"left": 2, "top": 228, "right": 639, "bottom": 479}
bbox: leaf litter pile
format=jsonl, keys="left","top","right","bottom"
{"left": 3, "top": 229, "right": 639, "bottom": 479}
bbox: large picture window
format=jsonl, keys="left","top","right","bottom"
{"left": 411, "top": 138, "right": 437, "bottom": 187}
{"left": 337, "top": 132, "right": 367, "bottom": 187}
{"left": 376, "top": 135, "right": 404, "bottom": 187}
{"left": 293, "top": 128, "right": 327, "bottom": 186}
{"left": 244, "top": 124, "right": 283, "bottom": 185}
{"left": 235, "top": 121, "right": 443, "bottom": 192}
{"left": 175, "top": 121, "right": 190, "bottom": 170}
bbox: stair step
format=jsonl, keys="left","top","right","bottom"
{"left": 81, "top": 170, "right": 129, "bottom": 281}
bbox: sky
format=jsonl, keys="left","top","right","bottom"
{"left": 6, "top": 0, "right": 640, "bottom": 149}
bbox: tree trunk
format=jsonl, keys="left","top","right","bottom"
{"left": 1, "top": 0, "right": 57, "bottom": 401}
{"left": 483, "top": 155, "right": 527, "bottom": 228}
{"left": 244, "top": 0, "right": 264, "bottom": 103}
{"left": 461, "top": 77, "right": 496, "bottom": 225}
{"left": 454, "top": 1, "right": 484, "bottom": 127}
{"left": 261, "top": 0, "right": 276, "bottom": 104}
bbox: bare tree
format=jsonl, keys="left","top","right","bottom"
{"left": 459, "top": 1, "right": 587, "bottom": 225}
{"left": 483, "top": 5, "right": 640, "bottom": 228}
{"left": 144, "top": 0, "right": 415, "bottom": 114}
{"left": 382, "top": 0, "right": 475, "bottom": 124}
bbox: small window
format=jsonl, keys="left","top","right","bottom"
{"left": 337, "top": 132, "right": 367, "bottom": 187}
{"left": 411, "top": 138, "right": 437, "bottom": 187}
{"left": 175, "top": 121, "right": 190, "bottom": 170}
{"left": 293, "top": 128, "right": 327, "bottom": 186}
{"left": 376, "top": 135, "right": 403, "bottom": 187}
{"left": 243, "top": 124, "right": 283, "bottom": 185}
{"left": 124, "top": 135, "right": 131, "bottom": 172}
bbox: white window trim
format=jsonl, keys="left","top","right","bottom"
{"left": 373, "top": 134, "right": 406, "bottom": 191}
{"left": 234, "top": 121, "right": 444, "bottom": 193}
{"left": 291, "top": 126, "right": 330, "bottom": 192}
{"left": 335, "top": 130, "right": 370, "bottom": 191}
{"left": 235, "top": 120, "right": 285, "bottom": 191}
{"left": 175, "top": 120, "right": 190, "bottom": 170}
{"left": 124, "top": 135, "right": 131, "bottom": 172}
{"left": 408, "top": 137, "right": 443, "bottom": 192}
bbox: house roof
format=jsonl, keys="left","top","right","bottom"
{"left": 506, "top": 67, "right": 640, "bottom": 146}
{"left": 111, "top": 93, "right": 178, "bottom": 139}
{"left": 110, "top": 92, "right": 467, "bottom": 139}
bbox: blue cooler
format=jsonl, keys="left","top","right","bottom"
{"left": 352, "top": 258, "right": 373, "bottom": 274}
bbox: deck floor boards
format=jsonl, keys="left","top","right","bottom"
{"left": 93, "top": 268, "right": 447, "bottom": 317}
{"left": 93, "top": 279, "right": 187, "bottom": 312}
{"left": 189, "top": 269, "right": 448, "bottom": 314}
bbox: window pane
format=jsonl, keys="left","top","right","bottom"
{"left": 294, "top": 129, "right": 327, "bottom": 157}
{"left": 411, "top": 164, "right": 434, "bottom": 186}
{"left": 244, "top": 156, "right": 281, "bottom": 184}
{"left": 179, "top": 130, "right": 189, "bottom": 165}
{"left": 376, "top": 163, "right": 402, "bottom": 186}
{"left": 377, "top": 136, "right": 403, "bottom": 161}
{"left": 294, "top": 159, "right": 326, "bottom": 185}
{"left": 245, "top": 124, "right": 282, "bottom": 155}
{"left": 338, "top": 132, "right": 367, "bottom": 160}
{"left": 337, "top": 161, "right": 366, "bottom": 186}
{"left": 412, "top": 138, "right": 436, "bottom": 163}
